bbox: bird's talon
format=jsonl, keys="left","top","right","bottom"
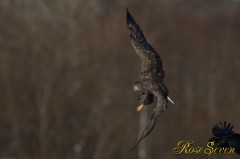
{"left": 136, "top": 104, "right": 144, "bottom": 112}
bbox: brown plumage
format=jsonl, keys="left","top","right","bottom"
{"left": 126, "top": 8, "right": 174, "bottom": 150}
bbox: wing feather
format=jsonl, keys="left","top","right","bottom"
{"left": 130, "top": 91, "right": 167, "bottom": 150}
{"left": 126, "top": 8, "right": 164, "bottom": 74}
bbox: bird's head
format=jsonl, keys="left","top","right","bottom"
{"left": 133, "top": 82, "right": 143, "bottom": 92}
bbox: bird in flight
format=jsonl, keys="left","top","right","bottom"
{"left": 209, "top": 121, "right": 240, "bottom": 155}
{"left": 126, "top": 8, "right": 174, "bottom": 149}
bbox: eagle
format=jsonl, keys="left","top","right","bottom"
{"left": 209, "top": 121, "right": 240, "bottom": 155}
{"left": 126, "top": 8, "right": 174, "bottom": 149}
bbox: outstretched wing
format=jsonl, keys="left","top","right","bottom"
{"left": 212, "top": 121, "right": 233, "bottom": 137}
{"left": 126, "top": 8, "right": 164, "bottom": 77}
{"left": 209, "top": 121, "right": 240, "bottom": 155}
{"left": 210, "top": 121, "right": 234, "bottom": 146}
{"left": 130, "top": 91, "right": 167, "bottom": 150}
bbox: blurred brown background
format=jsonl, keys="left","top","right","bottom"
{"left": 1, "top": 0, "right": 240, "bottom": 159}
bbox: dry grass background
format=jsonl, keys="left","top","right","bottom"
{"left": 0, "top": 0, "right": 240, "bottom": 159}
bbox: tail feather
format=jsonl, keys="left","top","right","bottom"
{"left": 167, "top": 96, "right": 174, "bottom": 104}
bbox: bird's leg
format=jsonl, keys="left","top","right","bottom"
{"left": 136, "top": 93, "right": 148, "bottom": 112}
{"left": 136, "top": 93, "right": 145, "bottom": 112}
{"left": 133, "top": 82, "right": 144, "bottom": 112}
